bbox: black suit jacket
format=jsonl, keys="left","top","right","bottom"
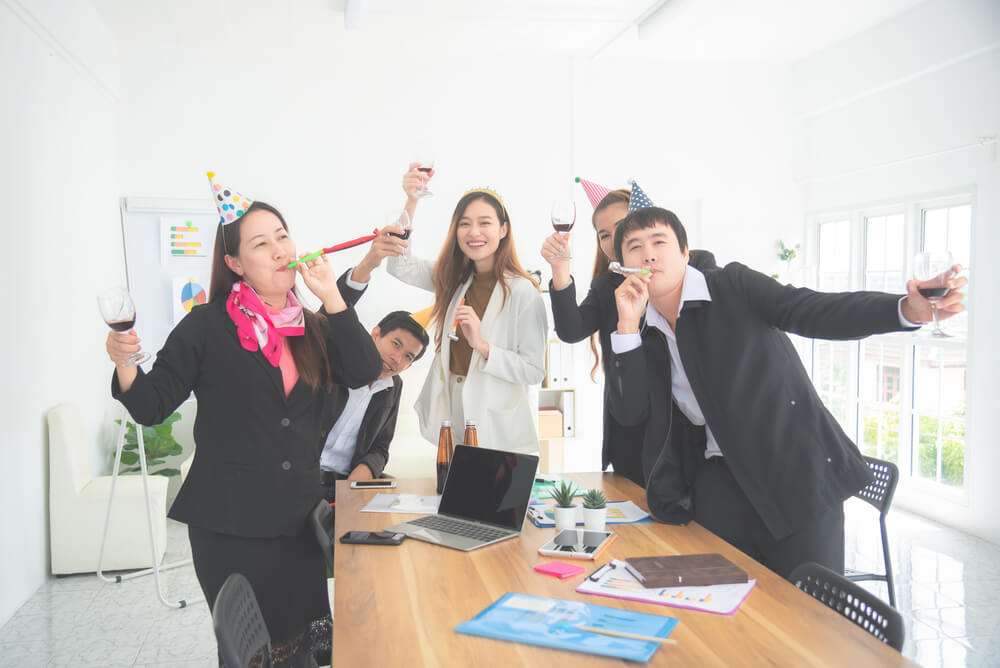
{"left": 548, "top": 250, "right": 718, "bottom": 479}
{"left": 113, "top": 299, "right": 381, "bottom": 538}
{"left": 322, "top": 268, "right": 404, "bottom": 478}
{"left": 322, "top": 376, "right": 402, "bottom": 478}
{"left": 606, "top": 262, "right": 916, "bottom": 540}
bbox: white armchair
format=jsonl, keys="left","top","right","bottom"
{"left": 48, "top": 403, "right": 167, "bottom": 575}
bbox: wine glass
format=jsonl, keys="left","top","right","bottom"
{"left": 97, "top": 287, "right": 150, "bottom": 365}
{"left": 385, "top": 209, "right": 412, "bottom": 240}
{"left": 413, "top": 157, "right": 434, "bottom": 198}
{"left": 550, "top": 200, "right": 576, "bottom": 260}
{"left": 913, "top": 250, "right": 954, "bottom": 337}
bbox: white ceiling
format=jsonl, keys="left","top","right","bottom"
{"left": 93, "top": 0, "right": 929, "bottom": 63}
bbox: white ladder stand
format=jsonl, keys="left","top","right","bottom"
{"left": 96, "top": 411, "right": 200, "bottom": 608}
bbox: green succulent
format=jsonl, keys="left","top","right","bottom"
{"left": 550, "top": 480, "right": 578, "bottom": 508}
{"left": 582, "top": 489, "right": 607, "bottom": 510}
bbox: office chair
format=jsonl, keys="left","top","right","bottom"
{"left": 790, "top": 562, "right": 904, "bottom": 651}
{"left": 311, "top": 500, "right": 336, "bottom": 573}
{"left": 212, "top": 573, "right": 273, "bottom": 668}
{"left": 845, "top": 456, "right": 898, "bottom": 607}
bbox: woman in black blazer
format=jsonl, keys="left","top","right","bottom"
{"left": 541, "top": 188, "right": 716, "bottom": 486}
{"left": 107, "top": 199, "right": 381, "bottom": 665}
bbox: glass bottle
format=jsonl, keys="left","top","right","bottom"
{"left": 463, "top": 419, "right": 479, "bottom": 447}
{"left": 436, "top": 420, "right": 454, "bottom": 494}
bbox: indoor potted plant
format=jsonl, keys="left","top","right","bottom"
{"left": 550, "top": 480, "right": 579, "bottom": 532}
{"left": 582, "top": 489, "right": 608, "bottom": 531}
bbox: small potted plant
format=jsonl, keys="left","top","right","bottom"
{"left": 550, "top": 480, "right": 579, "bottom": 532}
{"left": 582, "top": 489, "right": 608, "bottom": 531}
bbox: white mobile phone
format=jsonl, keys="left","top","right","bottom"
{"left": 538, "top": 529, "right": 615, "bottom": 560}
{"left": 349, "top": 479, "right": 397, "bottom": 489}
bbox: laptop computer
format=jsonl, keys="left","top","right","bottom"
{"left": 383, "top": 445, "right": 539, "bottom": 551}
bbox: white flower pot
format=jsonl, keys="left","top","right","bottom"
{"left": 583, "top": 507, "right": 607, "bottom": 532}
{"left": 553, "top": 505, "right": 578, "bottom": 532}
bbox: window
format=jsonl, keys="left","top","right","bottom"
{"left": 809, "top": 197, "right": 972, "bottom": 493}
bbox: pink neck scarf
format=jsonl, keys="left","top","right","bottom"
{"left": 226, "top": 281, "right": 305, "bottom": 366}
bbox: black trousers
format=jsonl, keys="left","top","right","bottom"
{"left": 320, "top": 469, "right": 348, "bottom": 504}
{"left": 692, "top": 455, "right": 845, "bottom": 579}
{"left": 188, "top": 525, "right": 329, "bottom": 645}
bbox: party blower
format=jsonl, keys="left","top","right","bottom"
{"left": 608, "top": 262, "right": 651, "bottom": 276}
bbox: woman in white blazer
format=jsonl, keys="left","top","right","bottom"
{"left": 383, "top": 165, "right": 547, "bottom": 453}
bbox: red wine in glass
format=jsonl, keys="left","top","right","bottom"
{"left": 386, "top": 209, "right": 412, "bottom": 241}
{"left": 917, "top": 286, "right": 949, "bottom": 299}
{"left": 107, "top": 318, "right": 137, "bottom": 332}
{"left": 913, "top": 250, "right": 954, "bottom": 337}
{"left": 414, "top": 158, "right": 434, "bottom": 197}
{"left": 97, "top": 287, "right": 151, "bottom": 365}
{"left": 550, "top": 200, "right": 576, "bottom": 259}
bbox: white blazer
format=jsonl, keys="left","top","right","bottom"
{"left": 388, "top": 253, "right": 547, "bottom": 453}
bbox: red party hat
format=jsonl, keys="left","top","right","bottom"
{"left": 575, "top": 176, "right": 612, "bottom": 209}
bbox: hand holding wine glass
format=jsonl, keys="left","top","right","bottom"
{"left": 99, "top": 287, "right": 150, "bottom": 366}
{"left": 912, "top": 251, "right": 956, "bottom": 337}
{"left": 413, "top": 157, "right": 435, "bottom": 198}
{"left": 386, "top": 209, "right": 412, "bottom": 240}
{"left": 550, "top": 200, "right": 576, "bottom": 260}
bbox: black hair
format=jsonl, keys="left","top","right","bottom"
{"left": 376, "top": 310, "right": 430, "bottom": 361}
{"left": 613, "top": 207, "right": 689, "bottom": 262}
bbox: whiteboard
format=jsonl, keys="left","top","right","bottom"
{"left": 120, "top": 197, "right": 217, "bottom": 360}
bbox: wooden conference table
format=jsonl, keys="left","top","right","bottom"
{"left": 333, "top": 473, "right": 916, "bottom": 667}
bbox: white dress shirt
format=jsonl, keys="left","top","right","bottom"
{"left": 611, "top": 265, "right": 921, "bottom": 459}
{"left": 320, "top": 376, "right": 394, "bottom": 474}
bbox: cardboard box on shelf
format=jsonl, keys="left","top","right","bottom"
{"left": 538, "top": 408, "right": 564, "bottom": 439}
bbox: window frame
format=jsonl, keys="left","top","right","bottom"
{"left": 806, "top": 190, "right": 974, "bottom": 504}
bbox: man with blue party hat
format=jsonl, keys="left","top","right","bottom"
{"left": 606, "top": 197, "right": 969, "bottom": 582}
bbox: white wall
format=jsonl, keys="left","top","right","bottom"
{"left": 102, "top": 1, "right": 575, "bottom": 467}
{"left": 0, "top": 0, "right": 122, "bottom": 625}
{"left": 791, "top": 0, "right": 1000, "bottom": 543}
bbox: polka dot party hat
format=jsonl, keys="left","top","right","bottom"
{"left": 627, "top": 178, "right": 655, "bottom": 212}
{"left": 206, "top": 171, "right": 253, "bottom": 225}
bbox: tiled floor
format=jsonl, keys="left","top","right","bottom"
{"left": 844, "top": 499, "right": 1000, "bottom": 667}
{"left": 1, "top": 506, "right": 997, "bottom": 667}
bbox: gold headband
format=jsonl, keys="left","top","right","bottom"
{"left": 461, "top": 187, "right": 508, "bottom": 221}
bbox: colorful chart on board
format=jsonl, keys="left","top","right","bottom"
{"left": 180, "top": 278, "right": 207, "bottom": 312}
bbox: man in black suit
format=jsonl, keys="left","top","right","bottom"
{"left": 320, "top": 310, "right": 428, "bottom": 502}
{"left": 607, "top": 207, "right": 967, "bottom": 578}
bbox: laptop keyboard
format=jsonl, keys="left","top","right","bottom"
{"left": 408, "top": 515, "right": 512, "bottom": 542}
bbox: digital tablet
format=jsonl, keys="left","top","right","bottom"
{"left": 537, "top": 529, "right": 616, "bottom": 560}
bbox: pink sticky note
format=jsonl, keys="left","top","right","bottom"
{"left": 534, "top": 561, "right": 586, "bottom": 579}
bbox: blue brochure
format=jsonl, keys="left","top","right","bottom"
{"left": 455, "top": 592, "right": 678, "bottom": 662}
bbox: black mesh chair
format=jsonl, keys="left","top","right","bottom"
{"left": 310, "top": 500, "right": 336, "bottom": 573}
{"left": 790, "top": 562, "right": 905, "bottom": 651}
{"left": 845, "top": 456, "right": 898, "bottom": 607}
{"left": 212, "top": 573, "right": 272, "bottom": 668}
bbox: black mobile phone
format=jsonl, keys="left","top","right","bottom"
{"left": 339, "top": 531, "right": 406, "bottom": 546}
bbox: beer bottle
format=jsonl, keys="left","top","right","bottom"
{"left": 463, "top": 419, "right": 479, "bottom": 447}
{"left": 436, "top": 420, "right": 454, "bottom": 494}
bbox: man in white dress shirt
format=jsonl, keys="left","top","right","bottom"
{"left": 320, "top": 310, "right": 428, "bottom": 502}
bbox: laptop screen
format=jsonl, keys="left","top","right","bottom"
{"left": 439, "top": 445, "right": 538, "bottom": 531}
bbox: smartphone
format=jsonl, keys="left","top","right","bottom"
{"left": 349, "top": 479, "right": 397, "bottom": 489}
{"left": 538, "top": 529, "right": 616, "bottom": 560}
{"left": 339, "top": 530, "right": 406, "bottom": 546}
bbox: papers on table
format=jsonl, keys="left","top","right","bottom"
{"left": 360, "top": 493, "right": 440, "bottom": 514}
{"left": 576, "top": 559, "right": 756, "bottom": 615}
{"left": 527, "top": 500, "right": 650, "bottom": 527}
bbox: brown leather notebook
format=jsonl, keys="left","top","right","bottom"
{"left": 623, "top": 553, "right": 748, "bottom": 587}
